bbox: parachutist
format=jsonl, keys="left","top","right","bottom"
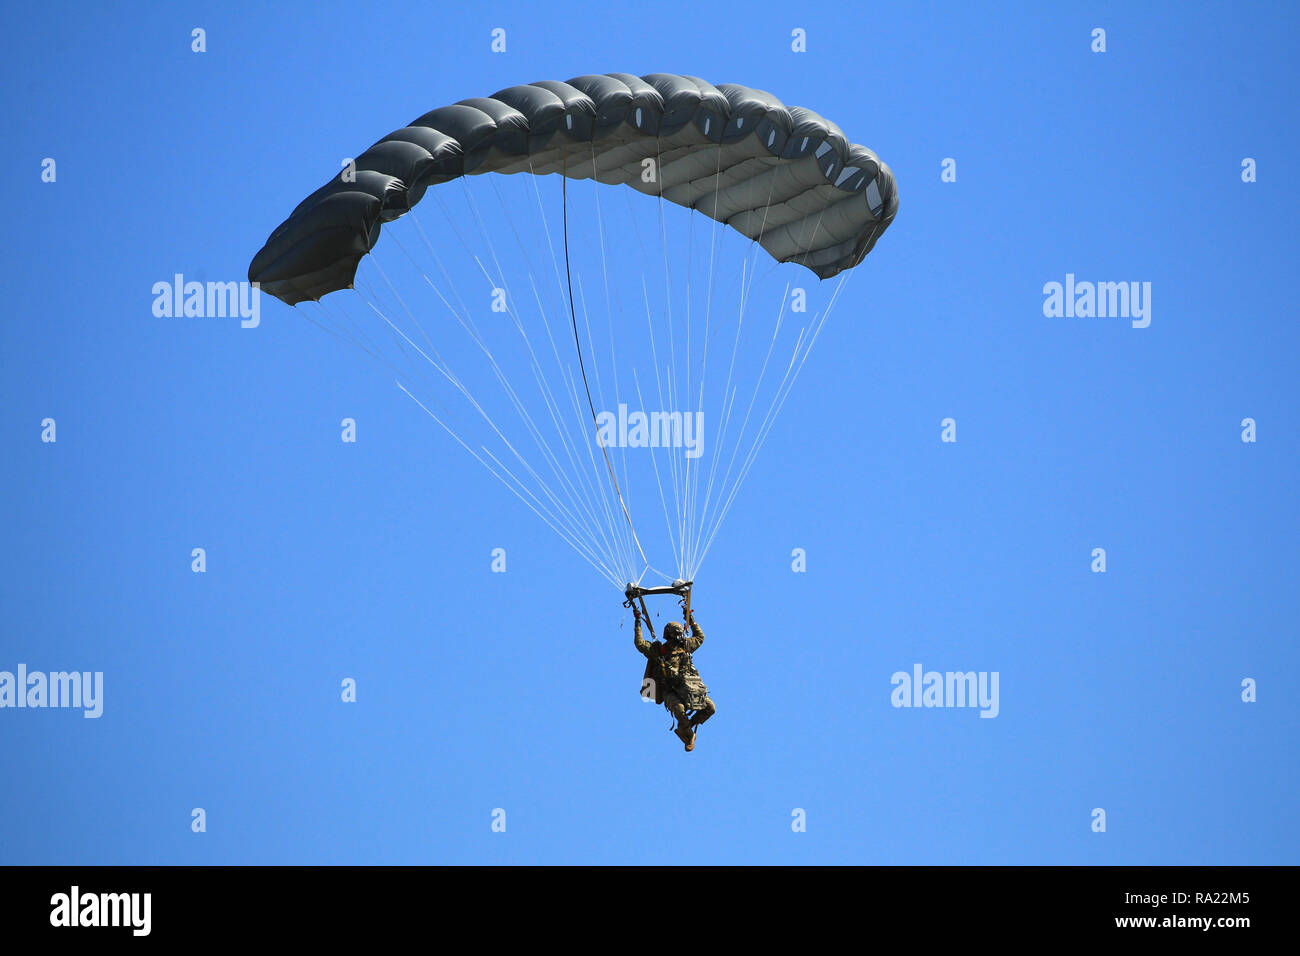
{"left": 633, "top": 602, "right": 715, "bottom": 752}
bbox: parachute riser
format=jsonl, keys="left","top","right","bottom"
{"left": 623, "top": 580, "right": 693, "bottom": 635}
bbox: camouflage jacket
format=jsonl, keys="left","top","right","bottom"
{"left": 635, "top": 617, "right": 706, "bottom": 698}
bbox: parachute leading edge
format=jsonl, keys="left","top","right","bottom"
{"left": 248, "top": 72, "right": 899, "bottom": 304}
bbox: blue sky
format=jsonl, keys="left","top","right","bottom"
{"left": 0, "top": 1, "right": 1296, "bottom": 864}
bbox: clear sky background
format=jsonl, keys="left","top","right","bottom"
{"left": 1, "top": 1, "right": 1296, "bottom": 864}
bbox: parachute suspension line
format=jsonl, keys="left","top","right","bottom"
{"left": 654, "top": 138, "right": 688, "bottom": 580}
{"left": 502, "top": 171, "right": 634, "bottom": 582}
{"left": 690, "top": 302, "right": 795, "bottom": 573}
{"left": 460, "top": 173, "right": 635, "bottom": 586}
{"left": 686, "top": 246, "right": 774, "bottom": 578}
{"left": 341, "top": 286, "right": 622, "bottom": 586}
{"left": 687, "top": 186, "right": 848, "bottom": 576}
{"left": 475, "top": 177, "right": 635, "bottom": 583}
{"left": 575, "top": 261, "right": 652, "bottom": 581}
{"left": 395, "top": 383, "right": 624, "bottom": 588}
{"left": 680, "top": 151, "right": 698, "bottom": 579}
{"left": 693, "top": 269, "right": 854, "bottom": 573}
{"left": 299, "top": 292, "right": 477, "bottom": 453}
{"left": 316, "top": 280, "right": 395, "bottom": 369}
{"left": 693, "top": 228, "right": 858, "bottom": 577}
{"left": 458, "top": 179, "right": 613, "bottom": 532}
{"left": 359, "top": 235, "right": 619, "bottom": 579}
{"left": 682, "top": 142, "right": 726, "bottom": 580}
{"left": 295, "top": 298, "right": 388, "bottom": 372}
{"left": 382, "top": 235, "right": 611, "bottom": 572}
{"left": 691, "top": 277, "right": 793, "bottom": 567}
{"left": 631, "top": 281, "right": 687, "bottom": 574}
{"left": 587, "top": 144, "right": 641, "bottom": 579}
{"left": 685, "top": 148, "right": 784, "bottom": 576}
{"left": 298, "top": 281, "right": 627, "bottom": 585}
{"left": 686, "top": 251, "right": 749, "bottom": 580}
{"left": 561, "top": 152, "right": 651, "bottom": 577}
{"left": 565, "top": 190, "right": 639, "bottom": 582}
{"left": 613, "top": 183, "right": 688, "bottom": 586}
{"left": 308, "top": 270, "right": 518, "bottom": 486}
{"left": 509, "top": 161, "right": 639, "bottom": 587}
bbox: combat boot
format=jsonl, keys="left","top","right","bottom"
{"left": 675, "top": 722, "right": 696, "bottom": 751}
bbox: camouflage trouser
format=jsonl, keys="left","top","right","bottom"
{"left": 665, "top": 690, "right": 716, "bottom": 728}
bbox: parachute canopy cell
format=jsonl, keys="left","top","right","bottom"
{"left": 248, "top": 72, "right": 899, "bottom": 305}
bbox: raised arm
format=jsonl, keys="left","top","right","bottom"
{"left": 684, "top": 612, "right": 704, "bottom": 652}
{"left": 633, "top": 611, "right": 655, "bottom": 658}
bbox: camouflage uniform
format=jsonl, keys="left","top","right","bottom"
{"left": 635, "top": 615, "right": 716, "bottom": 745}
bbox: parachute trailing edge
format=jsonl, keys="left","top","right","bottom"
{"left": 248, "top": 72, "right": 899, "bottom": 305}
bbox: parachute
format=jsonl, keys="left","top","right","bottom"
{"left": 249, "top": 72, "right": 897, "bottom": 590}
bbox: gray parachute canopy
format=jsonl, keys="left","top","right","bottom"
{"left": 249, "top": 72, "right": 898, "bottom": 305}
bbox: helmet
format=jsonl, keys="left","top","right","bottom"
{"left": 663, "top": 621, "right": 684, "bottom": 642}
